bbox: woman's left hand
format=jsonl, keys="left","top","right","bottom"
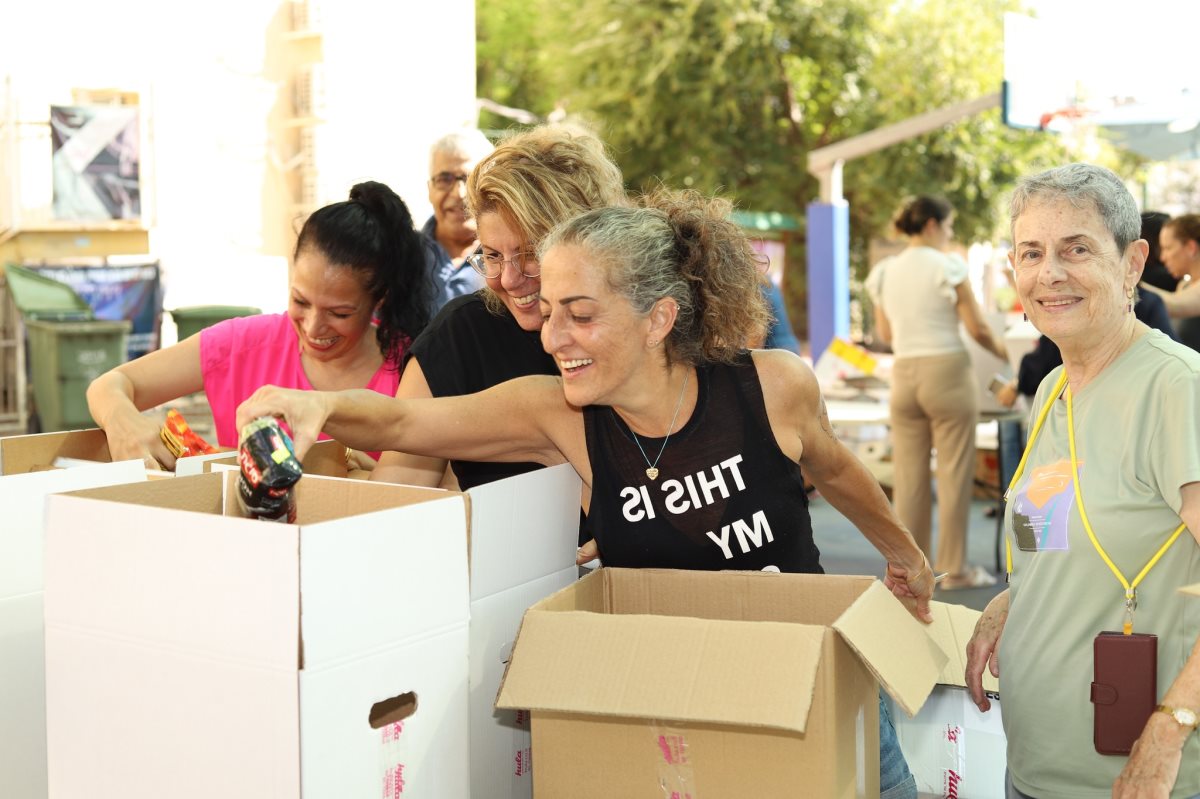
{"left": 576, "top": 538, "right": 600, "bottom": 566}
{"left": 884, "top": 554, "right": 934, "bottom": 623}
{"left": 236, "top": 385, "right": 329, "bottom": 460}
{"left": 1112, "top": 718, "right": 1183, "bottom": 798}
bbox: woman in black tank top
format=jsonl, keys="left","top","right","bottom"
{"left": 240, "top": 189, "right": 936, "bottom": 610}
{"left": 240, "top": 189, "right": 936, "bottom": 799}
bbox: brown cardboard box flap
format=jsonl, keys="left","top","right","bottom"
{"left": 831, "top": 580, "right": 946, "bottom": 717}
{"left": 924, "top": 601, "right": 999, "bottom": 694}
{"left": 0, "top": 429, "right": 110, "bottom": 475}
{"left": 496, "top": 608, "right": 826, "bottom": 733}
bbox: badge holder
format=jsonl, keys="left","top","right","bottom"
{"left": 1090, "top": 596, "right": 1157, "bottom": 755}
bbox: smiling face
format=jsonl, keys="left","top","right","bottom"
{"left": 477, "top": 211, "right": 544, "bottom": 331}
{"left": 1009, "top": 199, "right": 1144, "bottom": 349}
{"left": 1160, "top": 224, "right": 1197, "bottom": 280}
{"left": 428, "top": 150, "right": 479, "bottom": 249}
{"left": 288, "top": 248, "right": 378, "bottom": 363}
{"left": 539, "top": 243, "right": 655, "bottom": 408}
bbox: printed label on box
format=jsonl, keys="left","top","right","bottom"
{"left": 941, "top": 724, "right": 966, "bottom": 799}
{"left": 512, "top": 708, "right": 532, "bottom": 782}
{"left": 381, "top": 720, "right": 409, "bottom": 797}
{"left": 654, "top": 725, "right": 697, "bottom": 799}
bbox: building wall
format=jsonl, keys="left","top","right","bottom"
{"left": 1, "top": 0, "right": 476, "bottom": 337}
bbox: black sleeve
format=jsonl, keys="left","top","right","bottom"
{"left": 1133, "top": 291, "right": 1178, "bottom": 341}
{"left": 1016, "top": 336, "right": 1062, "bottom": 397}
{"left": 407, "top": 293, "right": 487, "bottom": 398}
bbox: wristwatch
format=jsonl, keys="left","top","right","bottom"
{"left": 1155, "top": 704, "right": 1200, "bottom": 731}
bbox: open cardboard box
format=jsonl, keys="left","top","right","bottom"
{"left": 165, "top": 458, "right": 584, "bottom": 799}
{"left": 235, "top": 439, "right": 582, "bottom": 799}
{"left": 0, "top": 430, "right": 148, "bottom": 799}
{"left": 496, "top": 567, "right": 947, "bottom": 798}
{"left": 40, "top": 458, "right": 584, "bottom": 799}
{"left": 887, "top": 601, "right": 1005, "bottom": 799}
{"left": 43, "top": 471, "right": 472, "bottom": 798}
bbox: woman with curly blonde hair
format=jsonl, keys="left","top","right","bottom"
{"left": 240, "top": 187, "right": 933, "bottom": 796}
{"left": 369, "top": 123, "right": 627, "bottom": 489}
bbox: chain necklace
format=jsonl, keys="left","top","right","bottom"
{"left": 623, "top": 369, "right": 690, "bottom": 481}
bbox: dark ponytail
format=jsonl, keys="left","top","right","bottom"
{"left": 893, "top": 195, "right": 953, "bottom": 236}
{"left": 295, "top": 181, "right": 431, "bottom": 364}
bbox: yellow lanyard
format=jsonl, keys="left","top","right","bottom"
{"left": 1003, "top": 370, "right": 1187, "bottom": 634}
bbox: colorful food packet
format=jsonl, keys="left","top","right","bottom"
{"left": 160, "top": 408, "right": 218, "bottom": 460}
{"left": 236, "top": 416, "right": 302, "bottom": 523}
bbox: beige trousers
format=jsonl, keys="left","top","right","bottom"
{"left": 889, "top": 351, "right": 978, "bottom": 576}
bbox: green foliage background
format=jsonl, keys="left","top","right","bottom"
{"left": 476, "top": 0, "right": 1115, "bottom": 338}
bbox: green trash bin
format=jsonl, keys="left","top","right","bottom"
{"left": 24, "top": 318, "right": 131, "bottom": 432}
{"left": 169, "top": 305, "right": 262, "bottom": 341}
{"left": 4, "top": 264, "right": 94, "bottom": 319}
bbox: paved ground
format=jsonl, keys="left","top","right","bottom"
{"left": 810, "top": 492, "right": 1008, "bottom": 613}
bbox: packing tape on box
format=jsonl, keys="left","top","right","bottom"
{"left": 653, "top": 721, "right": 700, "bottom": 798}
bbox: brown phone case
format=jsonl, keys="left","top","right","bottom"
{"left": 1090, "top": 632, "right": 1157, "bottom": 755}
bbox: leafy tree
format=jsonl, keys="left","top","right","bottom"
{"left": 477, "top": 0, "right": 1093, "bottom": 337}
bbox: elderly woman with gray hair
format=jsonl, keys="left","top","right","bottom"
{"left": 966, "top": 164, "right": 1200, "bottom": 798}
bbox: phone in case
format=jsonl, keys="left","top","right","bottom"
{"left": 1090, "top": 632, "right": 1157, "bottom": 755}
{"left": 988, "top": 373, "right": 1010, "bottom": 397}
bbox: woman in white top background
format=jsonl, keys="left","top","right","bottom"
{"left": 867, "top": 195, "right": 1008, "bottom": 590}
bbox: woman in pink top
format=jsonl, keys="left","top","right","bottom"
{"left": 87, "top": 181, "right": 431, "bottom": 468}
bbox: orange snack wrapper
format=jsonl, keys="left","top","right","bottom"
{"left": 160, "top": 408, "right": 218, "bottom": 459}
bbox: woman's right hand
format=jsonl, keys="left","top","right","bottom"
{"left": 236, "top": 385, "right": 329, "bottom": 460}
{"left": 104, "top": 411, "right": 177, "bottom": 471}
{"left": 965, "top": 588, "right": 1009, "bottom": 712}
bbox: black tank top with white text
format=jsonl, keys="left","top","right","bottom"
{"left": 583, "top": 353, "right": 822, "bottom": 574}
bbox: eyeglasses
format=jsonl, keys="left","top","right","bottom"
{"left": 429, "top": 171, "right": 469, "bottom": 191}
{"left": 467, "top": 249, "right": 540, "bottom": 279}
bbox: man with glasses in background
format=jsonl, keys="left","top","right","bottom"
{"left": 422, "top": 129, "right": 495, "bottom": 314}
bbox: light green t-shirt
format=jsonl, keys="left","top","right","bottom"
{"left": 1002, "top": 330, "right": 1200, "bottom": 798}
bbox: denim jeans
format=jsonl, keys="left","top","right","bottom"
{"left": 880, "top": 693, "right": 918, "bottom": 799}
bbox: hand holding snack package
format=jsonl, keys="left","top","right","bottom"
{"left": 160, "top": 409, "right": 219, "bottom": 460}
{"left": 236, "top": 416, "right": 303, "bottom": 522}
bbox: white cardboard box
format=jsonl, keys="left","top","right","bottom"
{"left": 890, "top": 601, "right": 1006, "bottom": 799}
{"left": 247, "top": 450, "right": 586, "bottom": 798}
{"left": 0, "top": 429, "right": 147, "bottom": 799}
{"left": 465, "top": 463, "right": 581, "bottom": 799}
{"left": 43, "top": 472, "right": 473, "bottom": 799}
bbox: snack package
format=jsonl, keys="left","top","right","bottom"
{"left": 160, "top": 408, "right": 219, "bottom": 460}
{"left": 236, "top": 416, "right": 302, "bottom": 523}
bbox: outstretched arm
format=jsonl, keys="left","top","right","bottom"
{"left": 236, "top": 374, "right": 573, "bottom": 468}
{"left": 369, "top": 357, "right": 453, "bottom": 487}
{"left": 1142, "top": 281, "right": 1200, "bottom": 319}
{"left": 753, "top": 350, "right": 933, "bottom": 622}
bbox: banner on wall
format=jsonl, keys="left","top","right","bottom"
{"left": 29, "top": 263, "right": 162, "bottom": 360}
{"left": 50, "top": 105, "right": 141, "bottom": 221}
